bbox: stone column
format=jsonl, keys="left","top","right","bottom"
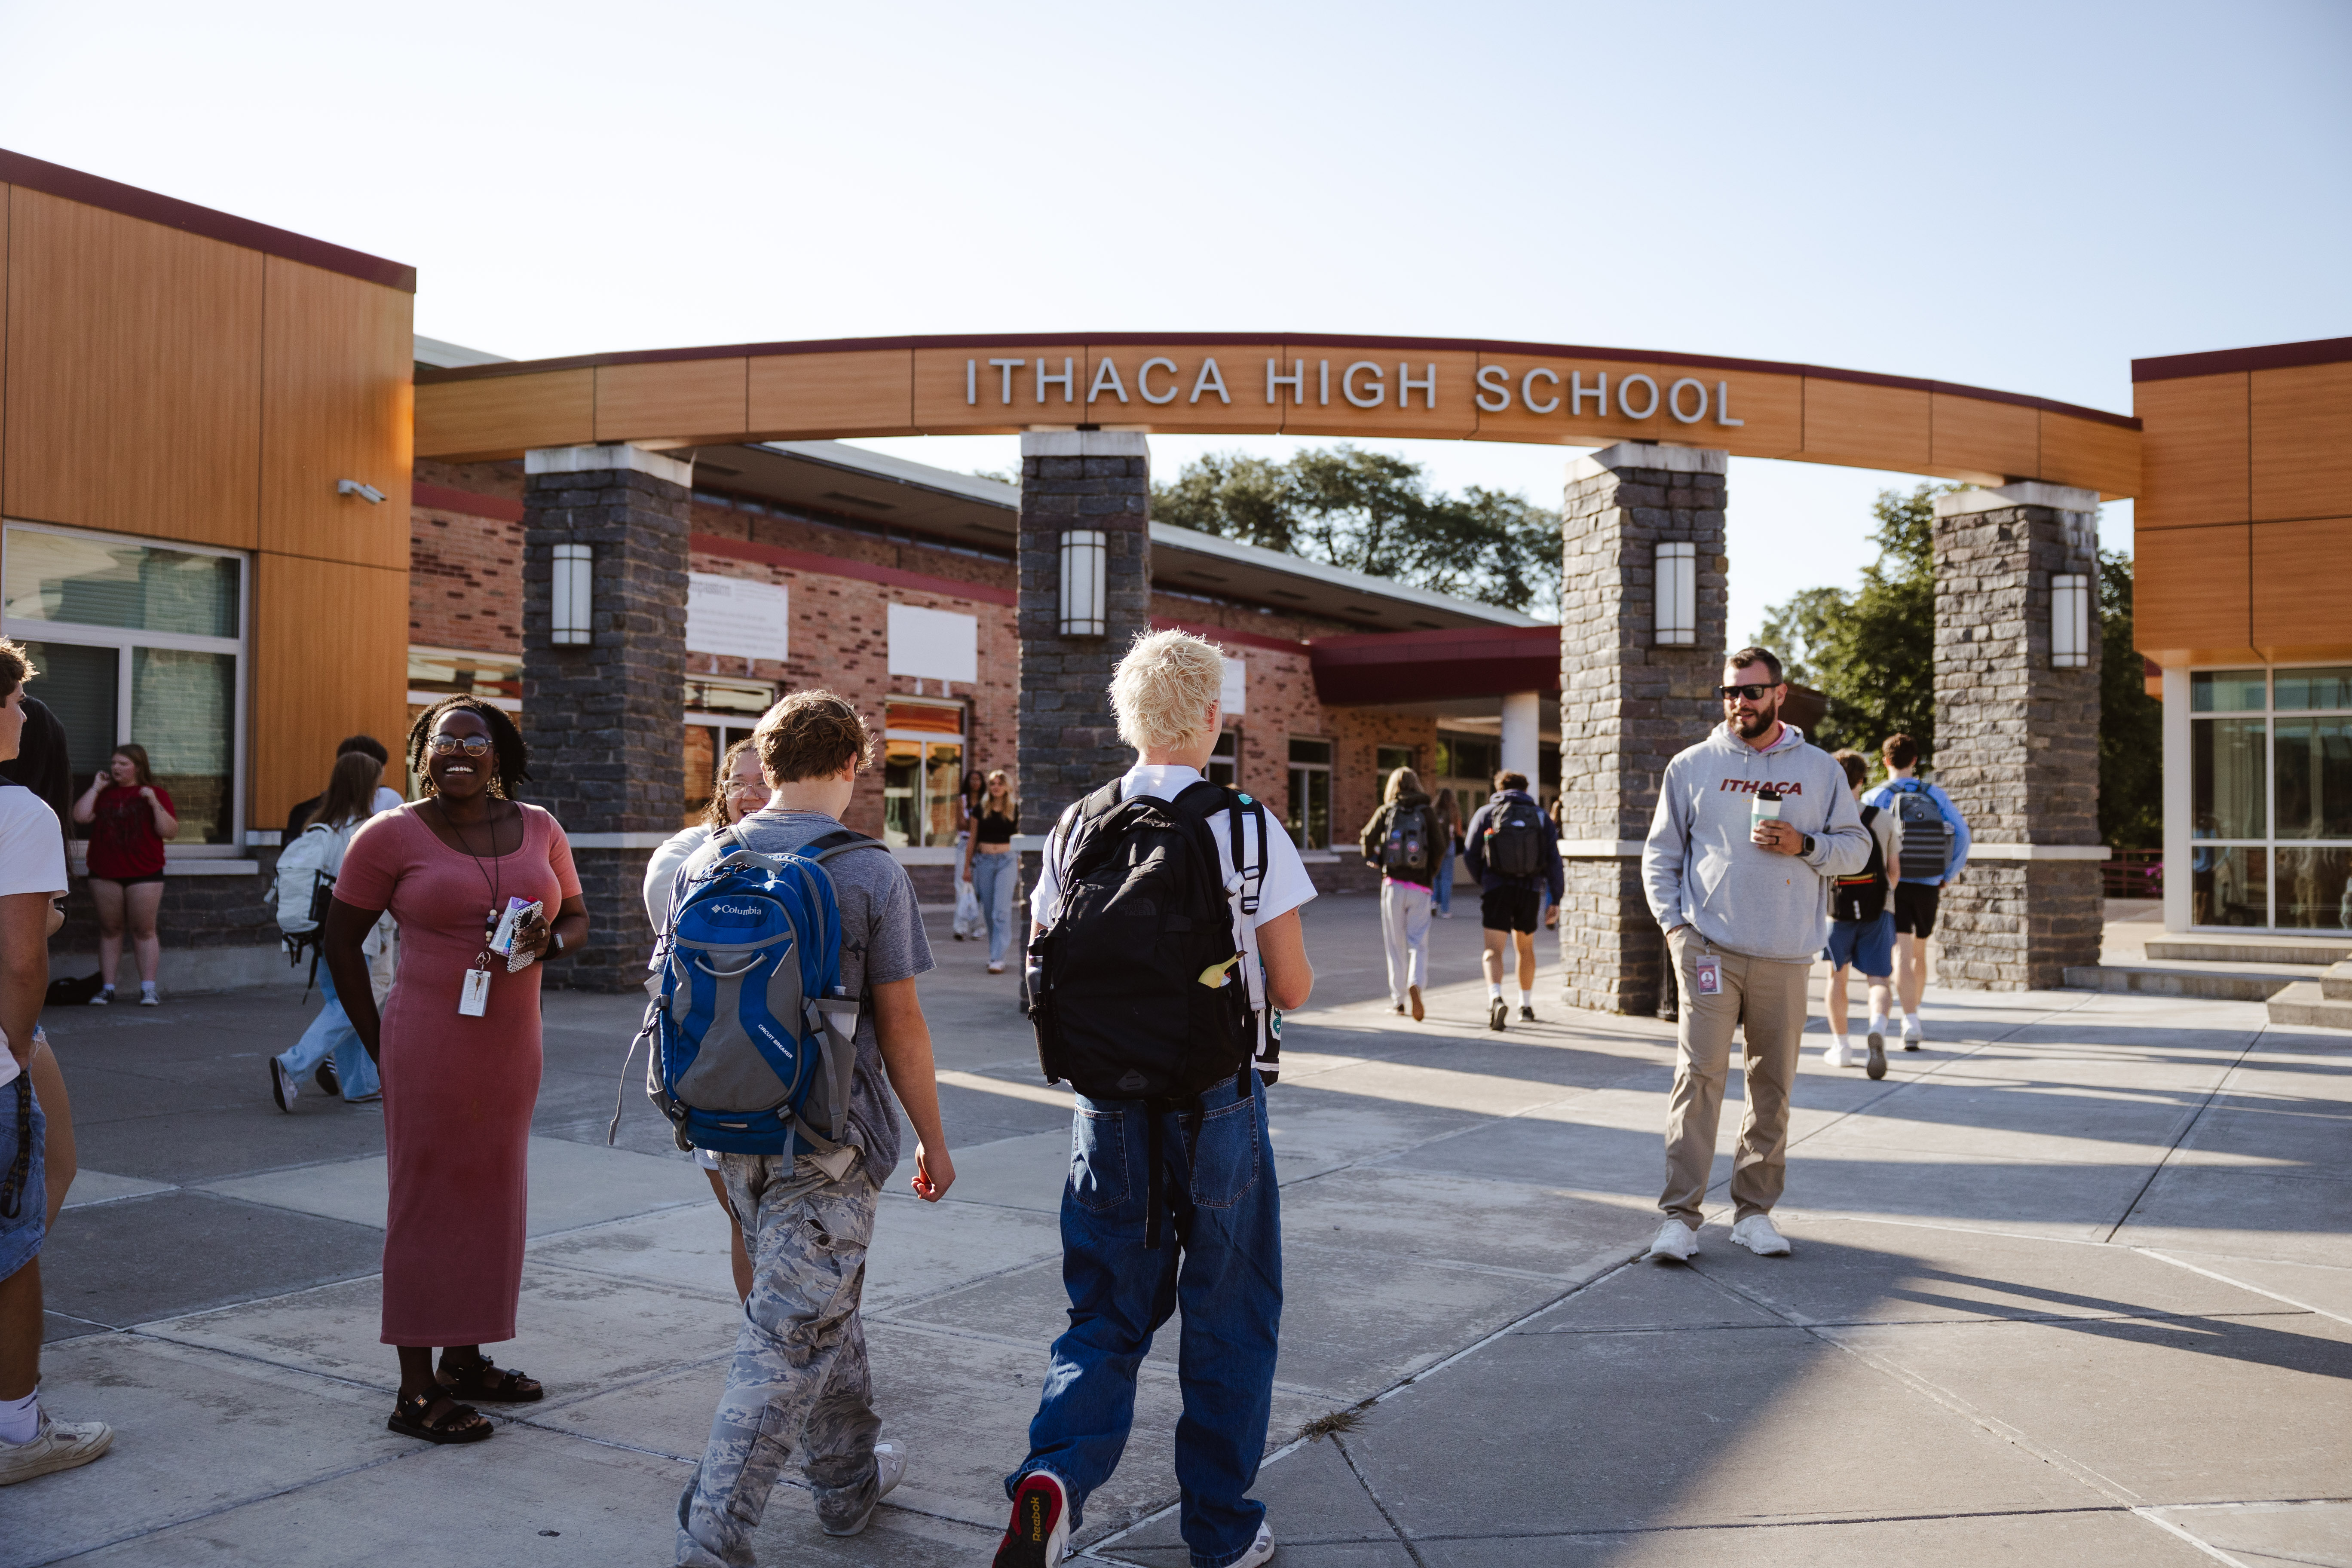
{"left": 1554, "top": 443, "right": 1728, "bottom": 1015}
{"left": 1930, "top": 482, "right": 2104, "bottom": 990}
{"left": 520, "top": 443, "right": 691, "bottom": 992}
{"left": 1017, "top": 431, "right": 1152, "bottom": 832}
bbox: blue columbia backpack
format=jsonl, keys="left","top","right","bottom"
{"left": 613, "top": 826, "right": 873, "bottom": 1161}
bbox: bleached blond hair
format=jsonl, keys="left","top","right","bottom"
{"left": 1111, "top": 629, "right": 1225, "bottom": 752}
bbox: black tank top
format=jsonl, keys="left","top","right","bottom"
{"left": 975, "top": 807, "right": 1016, "bottom": 845}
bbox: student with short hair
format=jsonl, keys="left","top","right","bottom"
{"left": 1861, "top": 733, "right": 1972, "bottom": 1049}
{"left": 672, "top": 690, "right": 955, "bottom": 1566}
{"left": 1461, "top": 769, "right": 1563, "bottom": 1030}
{"left": 1822, "top": 750, "right": 1899, "bottom": 1079}
{"left": 996, "top": 629, "right": 1314, "bottom": 1568}
{"left": 1359, "top": 766, "right": 1438, "bottom": 1020}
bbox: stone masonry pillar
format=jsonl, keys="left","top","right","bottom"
{"left": 521, "top": 443, "right": 691, "bottom": 992}
{"left": 1930, "top": 482, "right": 2104, "bottom": 990}
{"left": 1017, "top": 431, "right": 1152, "bottom": 832}
{"left": 1554, "top": 443, "right": 1728, "bottom": 1015}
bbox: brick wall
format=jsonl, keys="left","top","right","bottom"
{"left": 412, "top": 497, "right": 525, "bottom": 653}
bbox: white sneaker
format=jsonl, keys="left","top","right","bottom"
{"left": 0, "top": 1414, "right": 115, "bottom": 1485}
{"left": 820, "top": 1439, "right": 906, "bottom": 1537}
{"left": 1730, "top": 1215, "right": 1792, "bottom": 1257}
{"left": 994, "top": 1468, "right": 1071, "bottom": 1566}
{"left": 270, "top": 1057, "right": 298, "bottom": 1113}
{"left": 1822, "top": 1039, "right": 1848, "bottom": 1068}
{"left": 1902, "top": 1017, "right": 1924, "bottom": 1051}
{"left": 1232, "top": 1520, "right": 1276, "bottom": 1568}
{"left": 1645, "top": 1217, "right": 1698, "bottom": 1263}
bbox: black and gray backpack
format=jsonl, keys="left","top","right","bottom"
{"left": 1890, "top": 781, "right": 1950, "bottom": 883}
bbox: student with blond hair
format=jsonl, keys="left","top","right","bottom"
{"left": 1359, "top": 765, "right": 1438, "bottom": 1019}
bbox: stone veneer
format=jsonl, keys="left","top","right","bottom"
{"left": 1554, "top": 444, "right": 1729, "bottom": 1015}
{"left": 519, "top": 444, "right": 690, "bottom": 992}
{"left": 1930, "top": 483, "right": 2104, "bottom": 990}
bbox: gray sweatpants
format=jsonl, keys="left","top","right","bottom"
{"left": 677, "top": 1152, "right": 882, "bottom": 1568}
{"left": 1660, "top": 929, "right": 1809, "bottom": 1228}
{"left": 1380, "top": 879, "right": 1432, "bottom": 1005}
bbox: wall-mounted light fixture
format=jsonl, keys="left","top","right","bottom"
{"left": 1654, "top": 541, "right": 1697, "bottom": 646}
{"left": 1060, "top": 530, "right": 1106, "bottom": 637}
{"left": 2051, "top": 572, "right": 2091, "bottom": 668}
{"left": 551, "top": 544, "right": 593, "bottom": 646}
{"left": 337, "top": 479, "right": 386, "bottom": 504}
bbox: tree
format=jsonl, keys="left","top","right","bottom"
{"left": 2099, "top": 549, "right": 2162, "bottom": 848}
{"left": 1153, "top": 445, "right": 1561, "bottom": 617}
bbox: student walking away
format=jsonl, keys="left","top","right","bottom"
{"left": 71, "top": 744, "right": 177, "bottom": 1007}
{"left": 641, "top": 735, "right": 770, "bottom": 1305}
{"left": 1001, "top": 630, "right": 1314, "bottom": 1568}
{"left": 0, "top": 638, "right": 112, "bottom": 1486}
{"left": 1821, "top": 750, "right": 1899, "bottom": 1079}
{"left": 1359, "top": 766, "right": 1437, "bottom": 1020}
{"left": 1860, "top": 733, "right": 1971, "bottom": 1049}
{"left": 1461, "top": 770, "right": 1564, "bottom": 1029}
{"left": 266, "top": 751, "right": 392, "bottom": 1111}
{"left": 319, "top": 698, "right": 588, "bottom": 1445}
{"left": 1431, "top": 786, "right": 1461, "bottom": 919}
{"left": 1641, "top": 649, "right": 1870, "bottom": 1263}
{"left": 662, "top": 690, "right": 955, "bottom": 1564}
{"left": 284, "top": 735, "right": 403, "bottom": 839}
{"left": 958, "top": 769, "right": 1022, "bottom": 974}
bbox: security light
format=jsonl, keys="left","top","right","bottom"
{"left": 2052, "top": 573, "right": 2091, "bottom": 668}
{"left": 1655, "top": 542, "right": 1697, "bottom": 646}
{"left": 551, "top": 544, "right": 593, "bottom": 646}
{"left": 1060, "top": 530, "right": 1107, "bottom": 637}
{"left": 337, "top": 479, "right": 386, "bottom": 504}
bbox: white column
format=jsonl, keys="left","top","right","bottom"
{"left": 2162, "top": 664, "right": 2191, "bottom": 932}
{"left": 1501, "top": 691, "right": 1540, "bottom": 781}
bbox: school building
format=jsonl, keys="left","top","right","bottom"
{"left": 1, "top": 148, "right": 2343, "bottom": 1000}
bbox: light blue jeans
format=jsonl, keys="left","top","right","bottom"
{"left": 970, "top": 848, "right": 1019, "bottom": 967}
{"left": 276, "top": 965, "right": 381, "bottom": 1100}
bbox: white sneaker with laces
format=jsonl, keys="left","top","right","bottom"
{"left": 1730, "top": 1214, "right": 1792, "bottom": 1257}
{"left": 821, "top": 1439, "right": 906, "bottom": 1537}
{"left": 1645, "top": 1217, "right": 1698, "bottom": 1263}
{"left": 1902, "top": 1016, "right": 1924, "bottom": 1049}
{"left": 1232, "top": 1520, "right": 1276, "bottom": 1568}
{"left": 0, "top": 1414, "right": 115, "bottom": 1485}
{"left": 1822, "top": 1039, "right": 1848, "bottom": 1068}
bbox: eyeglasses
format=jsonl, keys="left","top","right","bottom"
{"left": 429, "top": 735, "right": 493, "bottom": 758}
{"left": 1717, "top": 683, "right": 1781, "bottom": 702}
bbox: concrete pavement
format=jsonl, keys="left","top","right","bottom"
{"left": 9, "top": 893, "right": 2349, "bottom": 1567}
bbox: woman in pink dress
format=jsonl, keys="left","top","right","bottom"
{"left": 322, "top": 697, "right": 589, "bottom": 1443}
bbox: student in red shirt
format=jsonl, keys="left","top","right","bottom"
{"left": 70, "top": 744, "right": 177, "bottom": 1007}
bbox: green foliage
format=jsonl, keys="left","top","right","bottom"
{"left": 2099, "top": 550, "right": 2162, "bottom": 848}
{"left": 1153, "top": 445, "right": 1560, "bottom": 616}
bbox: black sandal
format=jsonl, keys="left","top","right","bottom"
{"left": 387, "top": 1388, "right": 493, "bottom": 1444}
{"left": 438, "top": 1354, "right": 544, "bottom": 1404}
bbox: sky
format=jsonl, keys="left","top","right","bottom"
{"left": 3, "top": 0, "right": 2344, "bottom": 640}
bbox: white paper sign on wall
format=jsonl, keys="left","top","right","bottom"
{"left": 1221, "top": 655, "right": 1248, "bottom": 716}
{"left": 686, "top": 573, "right": 790, "bottom": 663}
{"left": 887, "top": 603, "right": 979, "bottom": 685}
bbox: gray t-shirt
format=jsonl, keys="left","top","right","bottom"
{"left": 674, "top": 810, "right": 933, "bottom": 1179}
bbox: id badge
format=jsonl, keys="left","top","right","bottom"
{"left": 459, "top": 968, "right": 492, "bottom": 1017}
{"left": 1694, "top": 956, "right": 1722, "bottom": 996}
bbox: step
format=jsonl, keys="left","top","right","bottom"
{"left": 2144, "top": 937, "right": 2352, "bottom": 966}
{"left": 2062, "top": 965, "right": 2294, "bottom": 1002}
{"left": 2325, "top": 961, "right": 2352, "bottom": 1003}
{"left": 2268, "top": 980, "right": 2352, "bottom": 1030}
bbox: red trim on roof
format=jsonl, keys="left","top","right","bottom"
{"left": 1150, "top": 618, "right": 1310, "bottom": 655}
{"left": 2132, "top": 337, "right": 2352, "bottom": 383}
{"left": 1308, "top": 622, "right": 1562, "bottom": 704}
{"left": 690, "top": 533, "right": 1015, "bottom": 607}
{"left": 0, "top": 148, "right": 415, "bottom": 293}
{"left": 413, "top": 483, "right": 524, "bottom": 523}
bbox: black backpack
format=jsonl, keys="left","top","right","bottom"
{"left": 1890, "top": 781, "right": 1950, "bottom": 882}
{"left": 1483, "top": 795, "right": 1547, "bottom": 879}
{"left": 1382, "top": 800, "right": 1434, "bottom": 879}
{"left": 1026, "top": 779, "right": 1269, "bottom": 1105}
{"left": 1832, "top": 805, "right": 1889, "bottom": 923}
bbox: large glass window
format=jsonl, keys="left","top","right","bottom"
{"left": 2189, "top": 666, "right": 2352, "bottom": 929}
{"left": 882, "top": 699, "right": 965, "bottom": 849}
{"left": 1287, "top": 737, "right": 1332, "bottom": 851}
{"left": 5, "top": 525, "right": 246, "bottom": 848}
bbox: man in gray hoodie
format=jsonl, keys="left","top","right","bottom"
{"left": 1640, "top": 647, "right": 1871, "bottom": 1263}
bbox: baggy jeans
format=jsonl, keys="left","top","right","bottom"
{"left": 677, "top": 1154, "right": 882, "bottom": 1568}
{"left": 1008, "top": 1070, "right": 1281, "bottom": 1568}
{"left": 971, "top": 847, "right": 1020, "bottom": 968}
{"left": 1660, "top": 929, "right": 1809, "bottom": 1228}
{"left": 1379, "top": 879, "right": 1432, "bottom": 1006}
{"left": 274, "top": 965, "right": 381, "bottom": 1101}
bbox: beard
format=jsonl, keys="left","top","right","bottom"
{"left": 1730, "top": 700, "right": 1781, "bottom": 740}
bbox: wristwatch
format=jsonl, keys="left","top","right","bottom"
{"left": 1800, "top": 833, "right": 1816, "bottom": 858}
{"left": 551, "top": 929, "right": 565, "bottom": 955}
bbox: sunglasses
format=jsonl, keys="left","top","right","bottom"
{"left": 1717, "top": 683, "right": 1781, "bottom": 702}
{"left": 429, "top": 735, "right": 494, "bottom": 758}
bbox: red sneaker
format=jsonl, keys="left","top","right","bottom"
{"left": 994, "top": 1469, "right": 1070, "bottom": 1566}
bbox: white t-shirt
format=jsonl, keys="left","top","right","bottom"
{"left": 642, "top": 824, "right": 715, "bottom": 933}
{"left": 371, "top": 785, "right": 404, "bottom": 815}
{"left": 1029, "top": 765, "right": 1317, "bottom": 931}
{"left": 0, "top": 786, "right": 68, "bottom": 1089}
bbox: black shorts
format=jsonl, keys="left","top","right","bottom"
{"left": 1481, "top": 886, "right": 1542, "bottom": 934}
{"left": 1893, "top": 882, "right": 1941, "bottom": 938}
{"left": 90, "top": 872, "right": 166, "bottom": 888}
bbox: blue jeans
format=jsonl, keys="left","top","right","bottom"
{"left": 971, "top": 848, "right": 1019, "bottom": 967}
{"left": 1433, "top": 845, "right": 1456, "bottom": 915}
{"left": 1007, "top": 1071, "right": 1281, "bottom": 1568}
{"left": 276, "top": 965, "right": 381, "bottom": 1100}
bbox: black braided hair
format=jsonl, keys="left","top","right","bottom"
{"left": 406, "top": 695, "right": 531, "bottom": 799}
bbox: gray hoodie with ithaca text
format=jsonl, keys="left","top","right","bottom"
{"left": 1642, "top": 722, "right": 1873, "bottom": 963}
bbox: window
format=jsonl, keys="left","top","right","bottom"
{"left": 683, "top": 677, "right": 778, "bottom": 823}
{"left": 883, "top": 699, "right": 967, "bottom": 848}
{"left": 1287, "top": 737, "right": 1332, "bottom": 851}
{"left": 1375, "top": 744, "right": 1415, "bottom": 778}
{"left": 2190, "top": 666, "right": 2352, "bottom": 930}
{"left": 1207, "top": 729, "right": 1238, "bottom": 788}
{"left": 5, "top": 524, "right": 246, "bottom": 849}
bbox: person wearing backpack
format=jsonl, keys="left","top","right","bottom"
{"left": 1821, "top": 750, "right": 1899, "bottom": 1079}
{"left": 1359, "top": 766, "right": 1438, "bottom": 1020}
{"left": 1860, "top": 733, "right": 1972, "bottom": 1050}
{"left": 267, "top": 751, "right": 391, "bottom": 1110}
{"left": 1460, "top": 770, "right": 1563, "bottom": 1030}
{"left": 665, "top": 690, "right": 955, "bottom": 1566}
{"left": 996, "top": 630, "right": 1315, "bottom": 1568}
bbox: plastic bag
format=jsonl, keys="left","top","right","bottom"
{"left": 952, "top": 879, "right": 984, "bottom": 941}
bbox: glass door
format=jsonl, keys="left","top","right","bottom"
{"left": 883, "top": 699, "right": 967, "bottom": 848}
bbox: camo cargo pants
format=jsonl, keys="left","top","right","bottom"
{"left": 676, "top": 1152, "right": 882, "bottom": 1568}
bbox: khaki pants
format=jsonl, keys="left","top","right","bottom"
{"left": 1661, "top": 930, "right": 1810, "bottom": 1228}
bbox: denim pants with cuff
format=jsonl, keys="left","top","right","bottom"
{"left": 275, "top": 965, "right": 381, "bottom": 1100}
{"left": 971, "top": 848, "right": 1020, "bottom": 967}
{"left": 1007, "top": 1069, "right": 1282, "bottom": 1568}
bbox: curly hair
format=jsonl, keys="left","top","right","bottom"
{"left": 701, "top": 736, "right": 765, "bottom": 830}
{"left": 753, "top": 690, "right": 875, "bottom": 784}
{"left": 406, "top": 696, "right": 531, "bottom": 798}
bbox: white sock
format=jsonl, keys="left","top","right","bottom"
{"left": 1902, "top": 1011, "right": 1921, "bottom": 1028}
{"left": 1518, "top": 989, "right": 1533, "bottom": 1010}
{"left": 0, "top": 1387, "right": 38, "bottom": 1444}
{"left": 141, "top": 981, "right": 158, "bottom": 996}
{"left": 1487, "top": 981, "right": 1504, "bottom": 1001}
{"left": 1869, "top": 1015, "right": 1890, "bottom": 1036}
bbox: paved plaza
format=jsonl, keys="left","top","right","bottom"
{"left": 10, "top": 896, "right": 2351, "bottom": 1567}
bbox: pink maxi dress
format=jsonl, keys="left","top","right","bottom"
{"left": 332, "top": 802, "right": 581, "bottom": 1348}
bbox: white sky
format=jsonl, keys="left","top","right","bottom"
{"left": 4, "top": 0, "right": 2345, "bottom": 641}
